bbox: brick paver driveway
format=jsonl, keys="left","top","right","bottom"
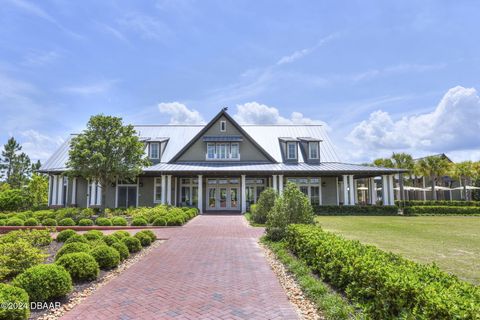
{"left": 61, "top": 215, "right": 299, "bottom": 320}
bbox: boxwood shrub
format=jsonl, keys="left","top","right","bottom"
{"left": 42, "top": 218, "right": 57, "bottom": 226}
{"left": 95, "top": 217, "right": 112, "bottom": 226}
{"left": 314, "top": 205, "right": 398, "bottom": 215}
{"left": 136, "top": 230, "right": 156, "bottom": 242}
{"left": 90, "top": 245, "right": 120, "bottom": 270}
{"left": 0, "top": 229, "right": 52, "bottom": 247}
{"left": 58, "top": 218, "right": 76, "bottom": 226}
{"left": 0, "top": 240, "right": 46, "bottom": 280}
{"left": 55, "top": 252, "right": 99, "bottom": 282}
{"left": 0, "top": 220, "right": 5, "bottom": 226}
{"left": 103, "top": 234, "right": 120, "bottom": 246}
{"left": 286, "top": 224, "right": 480, "bottom": 319}
{"left": 152, "top": 217, "right": 167, "bottom": 226}
{"left": 121, "top": 236, "right": 142, "bottom": 253}
{"left": 134, "top": 232, "right": 152, "bottom": 247}
{"left": 111, "top": 217, "right": 128, "bottom": 226}
{"left": 404, "top": 206, "right": 480, "bottom": 215}
{"left": 64, "top": 234, "right": 88, "bottom": 245}
{"left": 56, "top": 229, "right": 77, "bottom": 242}
{"left": 83, "top": 230, "right": 104, "bottom": 241}
{"left": 131, "top": 217, "right": 148, "bottom": 226}
{"left": 111, "top": 242, "right": 129, "bottom": 261}
{"left": 12, "top": 264, "right": 72, "bottom": 302}
{"left": 0, "top": 283, "right": 30, "bottom": 320}
{"left": 6, "top": 218, "right": 23, "bottom": 226}
{"left": 112, "top": 230, "right": 130, "bottom": 239}
{"left": 23, "top": 218, "right": 39, "bottom": 226}
{"left": 55, "top": 242, "right": 91, "bottom": 261}
{"left": 78, "top": 218, "right": 94, "bottom": 226}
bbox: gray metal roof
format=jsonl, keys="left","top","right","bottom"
{"left": 143, "top": 161, "right": 403, "bottom": 175}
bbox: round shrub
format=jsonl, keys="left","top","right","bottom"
{"left": 149, "top": 214, "right": 162, "bottom": 224}
{"left": 152, "top": 217, "right": 167, "bottom": 226}
{"left": 64, "top": 234, "right": 88, "bottom": 245}
{"left": 0, "top": 283, "right": 30, "bottom": 320}
{"left": 0, "top": 220, "right": 5, "bottom": 226}
{"left": 42, "top": 218, "right": 57, "bottom": 226}
{"left": 95, "top": 217, "right": 112, "bottom": 226}
{"left": 111, "top": 217, "right": 127, "bottom": 226}
{"left": 102, "top": 235, "right": 119, "bottom": 246}
{"left": 134, "top": 232, "right": 152, "bottom": 247}
{"left": 166, "top": 215, "right": 183, "bottom": 226}
{"left": 87, "top": 239, "right": 107, "bottom": 248}
{"left": 55, "top": 242, "right": 91, "bottom": 260}
{"left": 131, "top": 217, "right": 148, "bottom": 226}
{"left": 56, "top": 252, "right": 99, "bottom": 282}
{"left": 83, "top": 230, "right": 103, "bottom": 241}
{"left": 23, "top": 218, "right": 39, "bottom": 226}
{"left": 58, "top": 218, "right": 76, "bottom": 226}
{"left": 6, "top": 218, "right": 23, "bottom": 226}
{"left": 12, "top": 264, "right": 72, "bottom": 302}
{"left": 90, "top": 245, "right": 120, "bottom": 270}
{"left": 111, "top": 242, "right": 129, "bottom": 261}
{"left": 78, "top": 218, "right": 94, "bottom": 226}
{"left": 121, "top": 236, "right": 142, "bottom": 253}
{"left": 137, "top": 230, "right": 156, "bottom": 242}
{"left": 112, "top": 230, "right": 130, "bottom": 239}
{"left": 56, "top": 229, "right": 77, "bottom": 242}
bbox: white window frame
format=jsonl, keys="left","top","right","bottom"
{"left": 153, "top": 177, "right": 162, "bottom": 203}
{"left": 230, "top": 143, "right": 240, "bottom": 159}
{"left": 220, "top": 120, "right": 226, "bottom": 132}
{"left": 207, "top": 143, "right": 215, "bottom": 159}
{"left": 149, "top": 142, "right": 160, "bottom": 159}
{"left": 309, "top": 142, "right": 319, "bottom": 159}
{"left": 287, "top": 142, "right": 297, "bottom": 160}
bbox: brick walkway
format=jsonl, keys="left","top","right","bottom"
{"left": 61, "top": 216, "right": 299, "bottom": 320}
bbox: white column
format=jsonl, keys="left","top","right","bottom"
{"left": 422, "top": 176, "right": 426, "bottom": 200}
{"left": 353, "top": 178, "right": 358, "bottom": 204}
{"left": 58, "top": 176, "right": 64, "bottom": 207}
{"left": 48, "top": 175, "right": 53, "bottom": 206}
{"left": 369, "top": 177, "right": 377, "bottom": 205}
{"left": 51, "top": 175, "right": 58, "bottom": 206}
{"left": 90, "top": 181, "right": 96, "bottom": 207}
{"left": 96, "top": 182, "right": 102, "bottom": 206}
{"left": 278, "top": 175, "right": 284, "bottom": 194}
{"left": 197, "top": 175, "right": 203, "bottom": 214}
{"left": 388, "top": 175, "right": 395, "bottom": 205}
{"left": 71, "top": 177, "right": 77, "bottom": 205}
{"left": 349, "top": 175, "right": 355, "bottom": 205}
{"left": 335, "top": 177, "right": 339, "bottom": 205}
{"left": 343, "top": 175, "right": 349, "bottom": 205}
{"left": 382, "top": 175, "right": 388, "bottom": 205}
{"left": 166, "top": 175, "right": 172, "bottom": 205}
{"left": 161, "top": 175, "right": 167, "bottom": 205}
{"left": 272, "top": 175, "right": 277, "bottom": 192}
{"left": 241, "top": 174, "right": 247, "bottom": 213}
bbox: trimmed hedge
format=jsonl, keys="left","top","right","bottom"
{"left": 56, "top": 252, "right": 99, "bottom": 282}
{"left": 112, "top": 230, "right": 130, "bottom": 239}
{"left": 131, "top": 217, "right": 148, "bottom": 226}
{"left": 56, "top": 229, "right": 77, "bottom": 242}
{"left": 12, "top": 264, "right": 72, "bottom": 302}
{"left": 78, "top": 218, "right": 94, "bottom": 226}
{"left": 95, "top": 217, "right": 112, "bottom": 226}
{"left": 111, "top": 242, "right": 129, "bottom": 261}
{"left": 24, "top": 218, "right": 39, "bottom": 226}
{"left": 121, "top": 236, "right": 142, "bottom": 253}
{"left": 42, "top": 218, "right": 57, "bottom": 226}
{"left": 314, "top": 205, "right": 398, "bottom": 216}
{"left": 286, "top": 224, "right": 480, "bottom": 319}
{"left": 103, "top": 235, "right": 120, "bottom": 246}
{"left": 397, "top": 200, "right": 480, "bottom": 207}
{"left": 134, "top": 232, "right": 152, "bottom": 246}
{"left": 90, "top": 245, "right": 120, "bottom": 270}
{"left": 0, "top": 283, "right": 30, "bottom": 320}
{"left": 55, "top": 242, "right": 91, "bottom": 260}
{"left": 64, "top": 234, "right": 88, "bottom": 245}
{"left": 58, "top": 218, "right": 76, "bottom": 226}
{"left": 404, "top": 206, "right": 480, "bottom": 215}
{"left": 136, "top": 230, "right": 156, "bottom": 242}
{"left": 6, "top": 218, "right": 23, "bottom": 226}
{"left": 83, "top": 230, "right": 103, "bottom": 241}
{"left": 111, "top": 217, "right": 128, "bottom": 226}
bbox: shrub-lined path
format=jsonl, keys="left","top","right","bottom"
{"left": 61, "top": 215, "right": 299, "bottom": 320}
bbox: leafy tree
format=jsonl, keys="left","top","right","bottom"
{"left": 25, "top": 173, "right": 48, "bottom": 209}
{"left": 415, "top": 156, "right": 451, "bottom": 200}
{"left": 373, "top": 158, "right": 394, "bottom": 168}
{"left": 450, "top": 161, "right": 475, "bottom": 201}
{"left": 67, "top": 115, "right": 150, "bottom": 210}
{"left": 0, "top": 137, "right": 32, "bottom": 188}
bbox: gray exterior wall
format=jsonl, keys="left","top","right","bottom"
{"left": 177, "top": 115, "right": 271, "bottom": 162}
{"left": 321, "top": 177, "right": 338, "bottom": 205}
{"left": 76, "top": 178, "right": 89, "bottom": 208}
{"left": 139, "top": 177, "right": 154, "bottom": 207}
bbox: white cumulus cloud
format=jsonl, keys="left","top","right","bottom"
{"left": 347, "top": 86, "right": 480, "bottom": 158}
{"left": 18, "top": 130, "right": 64, "bottom": 162}
{"left": 233, "top": 102, "right": 325, "bottom": 125}
{"left": 158, "top": 102, "right": 205, "bottom": 124}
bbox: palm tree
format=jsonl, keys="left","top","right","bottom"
{"left": 391, "top": 152, "right": 414, "bottom": 201}
{"left": 415, "top": 156, "right": 451, "bottom": 200}
{"left": 450, "top": 161, "right": 475, "bottom": 201}
{"left": 373, "top": 158, "right": 394, "bottom": 168}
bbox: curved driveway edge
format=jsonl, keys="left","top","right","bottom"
{"left": 61, "top": 215, "right": 299, "bottom": 320}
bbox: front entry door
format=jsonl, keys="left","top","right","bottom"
{"left": 117, "top": 186, "right": 137, "bottom": 208}
{"left": 207, "top": 186, "right": 240, "bottom": 210}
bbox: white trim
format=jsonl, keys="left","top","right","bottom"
{"left": 349, "top": 175, "right": 355, "bottom": 205}
{"left": 161, "top": 175, "right": 167, "bottom": 205}
{"left": 343, "top": 175, "right": 349, "bottom": 205}
{"left": 58, "top": 176, "right": 65, "bottom": 207}
{"left": 241, "top": 175, "right": 246, "bottom": 213}
{"left": 153, "top": 177, "right": 162, "bottom": 204}
{"left": 388, "top": 175, "right": 395, "bottom": 205}
{"left": 272, "top": 175, "right": 277, "bottom": 191}
{"left": 52, "top": 175, "right": 58, "bottom": 206}
{"left": 220, "top": 120, "right": 226, "bottom": 132}
{"left": 149, "top": 142, "right": 160, "bottom": 159}
{"left": 48, "top": 175, "right": 52, "bottom": 206}
{"left": 309, "top": 142, "right": 319, "bottom": 159}
{"left": 167, "top": 175, "right": 172, "bottom": 205}
{"left": 71, "top": 177, "right": 77, "bottom": 205}
{"left": 278, "top": 175, "right": 284, "bottom": 194}
{"left": 287, "top": 142, "right": 297, "bottom": 160}
{"left": 96, "top": 182, "right": 102, "bottom": 206}
{"left": 197, "top": 175, "right": 203, "bottom": 214}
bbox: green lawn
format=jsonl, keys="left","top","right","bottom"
{"left": 315, "top": 216, "right": 480, "bottom": 284}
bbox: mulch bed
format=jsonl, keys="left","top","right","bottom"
{"left": 29, "top": 239, "right": 164, "bottom": 320}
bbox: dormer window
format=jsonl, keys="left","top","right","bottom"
{"left": 309, "top": 142, "right": 319, "bottom": 159}
{"left": 287, "top": 142, "right": 297, "bottom": 160}
{"left": 220, "top": 120, "right": 226, "bottom": 132}
{"left": 149, "top": 142, "right": 160, "bottom": 159}
{"left": 206, "top": 142, "right": 240, "bottom": 160}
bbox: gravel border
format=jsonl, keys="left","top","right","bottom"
{"left": 260, "top": 242, "right": 323, "bottom": 320}
{"left": 35, "top": 240, "right": 164, "bottom": 320}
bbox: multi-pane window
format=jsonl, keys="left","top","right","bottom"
{"left": 287, "top": 142, "right": 297, "bottom": 159}
{"left": 309, "top": 142, "right": 319, "bottom": 159}
{"left": 154, "top": 177, "right": 162, "bottom": 203}
{"left": 150, "top": 143, "right": 160, "bottom": 159}
{"left": 287, "top": 177, "right": 321, "bottom": 205}
{"left": 206, "top": 142, "right": 240, "bottom": 160}
{"left": 180, "top": 178, "right": 198, "bottom": 207}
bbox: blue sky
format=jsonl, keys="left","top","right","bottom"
{"left": 1, "top": 0, "right": 480, "bottom": 163}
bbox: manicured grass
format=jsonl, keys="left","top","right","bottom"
{"left": 315, "top": 216, "right": 480, "bottom": 284}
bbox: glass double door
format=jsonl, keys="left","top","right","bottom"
{"left": 208, "top": 186, "right": 239, "bottom": 210}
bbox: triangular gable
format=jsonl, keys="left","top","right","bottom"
{"left": 169, "top": 108, "right": 277, "bottom": 163}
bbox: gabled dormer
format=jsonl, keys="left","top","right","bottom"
{"left": 141, "top": 137, "right": 169, "bottom": 164}
{"left": 279, "top": 137, "right": 299, "bottom": 163}
{"left": 298, "top": 137, "right": 322, "bottom": 164}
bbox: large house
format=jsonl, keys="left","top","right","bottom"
{"left": 40, "top": 109, "right": 403, "bottom": 213}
